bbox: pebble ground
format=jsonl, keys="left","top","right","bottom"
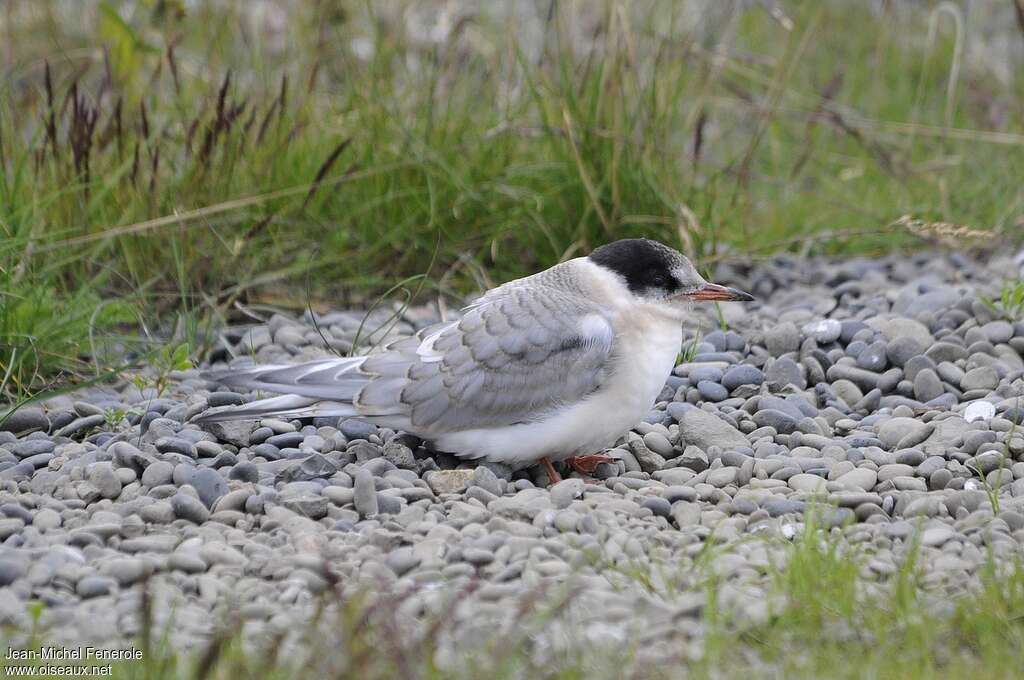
{"left": 1, "top": 249, "right": 1023, "bottom": 668}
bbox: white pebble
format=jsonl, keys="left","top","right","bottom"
{"left": 964, "top": 400, "right": 996, "bottom": 423}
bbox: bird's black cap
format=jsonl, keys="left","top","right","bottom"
{"left": 589, "top": 238, "right": 685, "bottom": 294}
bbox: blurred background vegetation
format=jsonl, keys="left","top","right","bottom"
{"left": 2, "top": 0, "right": 1023, "bottom": 399}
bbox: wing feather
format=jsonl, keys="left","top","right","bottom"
{"left": 397, "top": 283, "right": 615, "bottom": 431}
{"left": 199, "top": 261, "right": 617, "bottom": 433}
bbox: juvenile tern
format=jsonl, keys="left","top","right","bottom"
{"left": 196, "top": 239, "right": 754, "bottom": 482}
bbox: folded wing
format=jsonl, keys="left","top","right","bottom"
{"left": 356, "top": 283, "right": 616, "bottom": 432}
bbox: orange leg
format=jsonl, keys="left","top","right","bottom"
{"left": 540, "top": 456, "right": 562, "bottom": 485}
{"left": 566, "top": 454, "right": 615, "bottom": 475}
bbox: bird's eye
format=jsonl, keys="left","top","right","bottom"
{"left": 650, "top": 274, "right": 668, "bottom": 287}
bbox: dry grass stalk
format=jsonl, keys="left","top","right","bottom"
{"left": 891, "top": 214, "right": 991, "bottom": 246}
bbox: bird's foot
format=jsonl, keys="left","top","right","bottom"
{"left": 539, "top": 456, "right": 563, "bottom": 485}
{"left": 566, "top": 454, "right": 615, "bottom": 475}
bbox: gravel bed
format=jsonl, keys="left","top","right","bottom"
{"left": 1, "top": 249, "right": 1023, "bottom": 666}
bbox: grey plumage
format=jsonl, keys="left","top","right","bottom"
{"left": 196, "top": 260, "right": 616, "bottom": 432}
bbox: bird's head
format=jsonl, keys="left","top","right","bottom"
{"left": 589, "top": 238, "right": 754, "bottom": 315}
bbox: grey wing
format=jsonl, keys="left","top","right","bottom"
{"left": 355, "top": 285, "right": 616, "bottom": 432}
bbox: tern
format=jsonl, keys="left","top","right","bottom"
{"left": 196, "top": 239, "right": 754, "bottom": 482}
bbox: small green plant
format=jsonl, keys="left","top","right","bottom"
{"left": 713, "top": 302, "right": 729, "bottom": 332}
{"left": 971, "top": 412, "right": 1020, "bottom": 514}
{"left": 679, "top": 325, "right": 704, "bottom": 364}
{"left": 103, "top": 406, "right": 140, "bottom": 431}
{"left": 26, "top": 600, "right": 46, "bottom": 644}
{"left": 968, "top": 453, "right": 1005, "bottom": 515}
{"left": 131, "top": 343, "right": 192, "bottom": 397}
{"left": 103, "top": 407, "right": 125, "bottom": 430}
{"left": 981, "top": 279, "right": 1024, "bottom": 320}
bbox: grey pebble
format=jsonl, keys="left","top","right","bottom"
{"left": 982, "top": 320, "right": 1013, "bottom": 344}
{"left": 472, "top": 466, "right": 504, "bottom": 497}
{"left": 697, "top": 381, "right": 729, "bottom": 402}
{"left": 640, "top": 496, "right": 672, "bottom": 517}
{"left": 100, "top": 558, "right": 150, "bottom": 586}
{"left": 763, "top": 498, "right": 806, "bottom": 517}
{"left": 87, "top": 463, "right": 122, "bottom": 500}
{"left": 689, "top": 366, "right": 724, "bottom": 383}
{"left": 856, "top": 340, "right": 888, "bottom": 372}
{"left": 229, "top": 462, "right": 259, "bottom": 483}
{"left": 281, "top": 496, "right": 328, "bottom": 519}
{"left": 77, "top": 576, "right": 118, "bottom": 598}
{"left": 353, "top": 469, "right": 378, "bottom": 517}
{"left": 961, "top": 366, "right": 998, "bottom": 391}
{"left": 11, "top": 439, "right": 55, "bottom": 459}
{"left": 382, "top": 439, "right": 417, "bottom": 469}
{"left": 643, "top": 431, "right": 674, "bottom": 457}
{"left": 674, "top": 408, "right": 749, "bottom": 452}
{"left": 0, "top": 559, "right": 26, "bottom": 586}
{"left": 0, "top": 518, "right": 24, "bottom": 539}
{"left": 171, "top": 493, "right": 210, "bottom": 524}
{"left": 913, "top": 369, "right": 944, "bottom": 403}
{"left": 340, "top": 419, "right": 376, "bottom": 440}
{"left": 765, "top": 322, "right": 799, "bottom": 356}
{"left": 376, "top": 494, "right": 402, "bottom": 515}
{"left": 463, "top": 548, "right": 495, "bottom": 566}
{"left": 753, "top": 409, "right": 799, "bottom": 434}
{"left": 678, "top": 446, "right": 709, "bottom": 472}
{"left": 156, "top": 437, "right": 197, "bottom": 458}
{"left": 55, "top": 414, "right": 105, "bottom": 439}
{"left": 266, "top": 432, "right": 303, "bottom": 448}
{"left": 706, "top": 467, "right": 738, "bottom": 488}
{"left": 663, "top": 486, "right": 697, "bottom": 503}
{"left": 33, "top": 508, "right": 61, "bottom": 531}
{"left": 280, "top": 453, "right": 338, "bottom": 483}
{"left": 766, "top": 357, "right": 805, "bottom": 388}
{"left": 0, "top": 408, "right": 49, "bottom": 435}
{"left": 191, "top": 468, "right": 228, "bottom": 509}
{"left": 386, "top": 548, "right": 420, "bottom": 576}
{"left": 141, "top": 461, "right": 175, "bottom": 487}
{"left": 550, "top": 479, "right": 583, "bottom": 509}
{"left": 887, "top": 337, "right": 924, "bottom": 367}
{"left": 721, "top": 365, "right": 764, "bottom": 391}
{"left": 168, "top": 551, "right": 208, "bottom": 573}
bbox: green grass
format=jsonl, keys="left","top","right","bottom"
{"left": 4, "top": 514, "right": 1024, "bottom": 679}
{"left": 697, "top": 519, "right": 1024, "bottom": 679}
{"left": 2, "top": 0, "right": 1024, "bottom": 399}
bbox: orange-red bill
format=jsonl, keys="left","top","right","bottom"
{"left": 683, "top": 282, "right": 754, "bottom": 302}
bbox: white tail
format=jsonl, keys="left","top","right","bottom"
{"left": 194, "top": 357, "right": 369, "bottom": 423}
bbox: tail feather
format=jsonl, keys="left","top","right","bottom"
{"left": 213, "top": 358, "right": 364, "bottom": 386}
{"left": 195, "top": 357, "right": 370, "bottom": 423}
{"left": 201, "top": 357, "right": 369, "bottom": 400}
{"left": 193, "top": 394, "right": 359, "bottom": 423}
{"left": 200, "top": 379, "right": 367, "bottom": 401}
